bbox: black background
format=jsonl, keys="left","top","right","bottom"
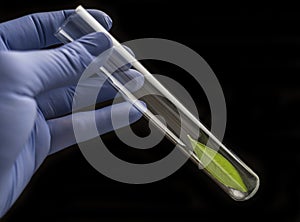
{"left": 1, "top": 1, "right": 300, "bottom": 221}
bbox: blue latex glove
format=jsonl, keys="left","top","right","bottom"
{"left": 0, "top": 10, "right": 144, "bottom": 217}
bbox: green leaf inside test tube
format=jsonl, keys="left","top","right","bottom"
{"left": 188, "top": 135, "right": 248, "bottom": 193}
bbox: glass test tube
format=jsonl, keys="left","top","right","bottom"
{"left": 55, "top": 5, "right": 259, "bottom": 201}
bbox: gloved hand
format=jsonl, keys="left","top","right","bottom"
{"left": 0, "top": 9, "right": 144, "bottom": 217}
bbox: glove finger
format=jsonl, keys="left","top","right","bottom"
{"left": 47, "top": 101, "right": 146, "bottom": 154}
{"left": 0, "top": 32, "right": 112, "bottom": 97}
{"left": 37, "top": 69, "right": 144, "bottom": 120}
{"left": 0, "top": 9, "right": 112, "bottom": 51}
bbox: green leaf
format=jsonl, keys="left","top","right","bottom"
{"left": 188, "top": 135, "right": 248, "bottom": 193}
